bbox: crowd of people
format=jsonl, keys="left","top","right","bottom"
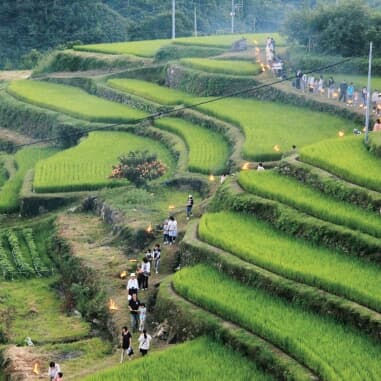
{"left": 294, "top": 72, "right": 381, "bottom": 116}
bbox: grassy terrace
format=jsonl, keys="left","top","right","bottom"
{"left": 300, "top": 135, "right": 381, "bottom": 192}
{"left": 0, "top": 277, "right": 90, "bottom": 344}
{"left": 83, "top": 337, "right": 273, "bottom": 381}
{"left": 323, "top": 73, "right": 381, "bottom": 90}
{"left": 173, "top": 265, "right": 381, "bottom": 381}
{"left": 199, "top": 212, "right": 381, "bottom": 312}
{"left": 106, "top": 79, "right": 356, "bottom": 160}
{"left": 179, "top": 58, "right": 261, "bottom": 75}
{"left": 0, "top": 147, "right": 57, "bottom": 213}
{"left": 34, "top": 131, "right": 174, "bottom": 193}
{"left": 156, "top": 118, "right": 229, "bottom": 174}
{"left": 239, "top": 170, "right": 381, "bottom": 238}
{"left": 8, "top": 80, "right": 147, "bottom": 123}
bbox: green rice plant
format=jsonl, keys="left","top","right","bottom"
{"left": 0, "top": 147, "right": 57, "bottom": 213}
{"left": 74, "top": 39, "right": 171, "bottom": 57}
{"left": 8, "top": 80, "right": 147, "bottom": 123}
{"left": 34, "top": 131, "right": 175, "bottom": 193}
{"left": 0, "top": 277, "right": 90, "bottom": 344}
{"left": 106, "top": 78, "right": 199, "bottom": 105}
{"left": 173, "top": 265, "right": 381, "bottom": 381}
{"left": 199, "top": 212, "right": 381, "bottom": 312}
{"left": 198, "top": 98, "right": 357, "bottom": 161}
{"left": 179, "top": 58, "right": 261, "bottom": 75}
{"left": 155, "top": 118, "right": 229, "bottom": 174}
{"left": 238, "top": 170, "right": 381, "bottom": 238}
{"left": 107, "top": 79, "right": 357, "bottom": 160}
{"left": 368, "top": 132, "right": 381, "bottom": 158}
{"left": 5, "top": 230, "right": 33, "bottom": 276}
{"left": 174, "top": 33, "right": 286, "bottom": 48}
{"left": 300, "top": 135, "right": 381, "bottom": 192}
{"left": 22, "top": 229, "right": 49, "bottom": 276}
{"left": 83, "top": 336, "right": 273, "bottom": 381}
{"left": 0, "top": 240, "right": 14, "bottom": 280}
{"left": 0, "top": 159, "right": 7, "bottom": 188}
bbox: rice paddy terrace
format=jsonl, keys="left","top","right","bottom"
{"left": 1, "top": 33, "right": 381, "bottom": 380}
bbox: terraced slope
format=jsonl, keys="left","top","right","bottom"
{"left": 34, "top": 131, "right": 175, "bottom": 193}
{"left": 179, "top": 58, "right": 261, "bottom": 75}
{"left": 156, "top": 118, "right": 229, "bottom": 174}
{"left": 8, "top": 80, "right": 147, "bottom": 123}
{"left": 106, "top": 79, "right": 357, "bottom": 160}
{"left": 199, "top": 211, "right": 381, "bottom": 312}
{"left": 83, "top": 337, "right": 274, "bottom": 381}
{"left": 173, "top": 265, "right": 381, "bottom": 381}
{"left": 300, "top": 135, "right": 381, "bottom": 192}
{"left": 238, "top": 170, "right": 381, "bottom": 238}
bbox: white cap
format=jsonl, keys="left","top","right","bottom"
{"left": 130, "top": 273, "right": 136, "bottom": 277}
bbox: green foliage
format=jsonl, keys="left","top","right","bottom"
{"left": 368, "top": 132, "right": 381, "bottom": 158}
{"left": 0, "top": 147, "right": 58, "bottom": 213}
{"left": 155, "top": 45, "right": 225, "bottom": 62}
{"left": 199, "top": 212, "right": 381, "bottom": 312}
{"left": 179, "top": 58, "right": 261, "bottom": 76}
{"left": 111, "top": 150, "right": 167, "bottom": 187}
{"left": 0, "top": 277, "right": 90, "bottom": 344}
{"left": 83, "top": 336, "right": 272, "bottom": 381}
{"left": 8, "top": 80, "right": 147, "bottom": 123}
{"left": 34, "top": 131, "right": 174, "bottom": 193}
{"left": 300, "top": 135, "right": 381, "bottom": 192}
{"left": 156, "top": 118, "right": 230, "bottom": 174}
{"left": 173, "top": 265, "right": 381, "bottom": 381}
{"left": 284, "top": 2, "right": 381, "bottom": 56}
{"left": 0, "top": 0, "right": 129, "bottom": 69}
{"left": 239, "top": 170, "right": 381, "bottom": 238}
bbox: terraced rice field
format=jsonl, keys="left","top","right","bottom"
{"left": 0, "top": 147, "right": 58, "bottom": 212}
{"left": 300, "top": 135, "right": 381, "bottom": 192}
{"left": 33, "top": 131, "right": 175, "bottom": 192}
{"left": 238, "top": 170, "right": 381, "bottom": 237}
{"left": 83, "top": 337, "right": 273, "bottom": 381}
{"left": 179, "top": 58, "right": 261, "bottom": 75}
{"left": 8, "top": 80, "right": 147, "bottom": 123}
{"left": 156, "top": 118, "right": 229, "bottom": 174}
{"left": 106, "top": 79, "right": 356, "bottom": 160}
{"left": 107, "top": 78, "right": 199, "bottom": 105}
{"left": 74, "top": 39, "right": 171, "bottom": 57}
{"left": 199, "top": 211, "right": 381, "bottom": 312}
{"left": 173, "top": 265, "right": 381, "bottom": 381}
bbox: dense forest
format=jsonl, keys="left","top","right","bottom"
{"left": 0, "top": 0, "right": 380, "bottom": 69}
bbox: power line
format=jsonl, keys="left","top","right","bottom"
{"left": 12, "top": 57, "right": 352, "bottom": 150}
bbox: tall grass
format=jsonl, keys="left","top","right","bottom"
{"left": 300, "top": 135, "right": 381, "bottom": 192}
{"left": 156, "top": 118, "right": 229, "bottom": 174}
{"left": 8, "top": 80, "right": 147, "bottom": 123}
{"left": 34, "top": 131, "right": 175, "bottom": 193}
{"left": 0, "top": 147, "right": 57, "bottom": 213}
{"left": 199, "top": 212, "right": 381, "bottom": 312}
{"left": 238, "top": 170, "right": 381, "bottom": 237}
{"left": 83, "top": 336, "right": 273, "bottom": 381}
{"left": 179, "top": 58, "right": 261, "bottom": 75}
{"left": 173, "top": 265, "right": 381, "bottom": 381}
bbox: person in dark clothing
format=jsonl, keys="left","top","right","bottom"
{"left": 186, "top": 195, "right": 194, "bottom": 220}
{"left": 339, "top": 81, "right": 348, "bottom": 103}
{"left": 120, "top": 326, "right": 133, "bottom": 363}
{"left": 128, "top": 293, "right": 141, "bottom": 332}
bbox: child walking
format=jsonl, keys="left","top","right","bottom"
{"left": 138, "top": 303, "right": 147, "bottom": 332}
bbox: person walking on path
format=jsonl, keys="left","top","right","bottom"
{"left": 186, "top": 195, "right": 194, "bottom": 220}
{"left": 120, "top": 326, "right": 133, "bottom": 363}
{"left": 48, "top": 362, "right": 61, "bottom": 381}
{"left": 138, "top": 329, "right": 152, "bottom": 356}
{"left": 141, "top": 257, "right": 151, "bottom": 290}
{"left": 168, "top": 216, "right": 177, "bottom": 245}
{"left": 327, "top": 77, "right": 335, "bottom": 99}
{"left": 347, "top": 82, "right": 354, "bottom": 105}
{"left": 152, "top": 244, "right": 161, "bottom": 274}
{"left": 138, "top": 303, "right": 147, "bottom": 332}
{"left": 128, "top": 293, "right": 141, "bottom": 332}
{"left": 339, "top": 80, "right": 348, "bottom": 103}
{"left": 257, "top": 162, "right": 265, "bottom": 171}
{"left": 163, "top": 218, "right": 169, "bottom": 245}
{"left": 126, "top": 273, "right": 139, "bottom": 299}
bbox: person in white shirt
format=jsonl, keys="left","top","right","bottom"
{"left": 138, "top": 330, "right": 152, "bottom": 356}
{"left": 141, "top": 257, "right": 151, "bottom": 290}
{"left": 126, "top": 273, "right": 139, "bottom": 297}
{"left": 48, "top": 362, "right": 61, "bottom": 381}
{"left": 167, "top": 216, "right": 177, "bottom": 245}
{"left": 257, "top": 162, "right": 265, "bottom": 171}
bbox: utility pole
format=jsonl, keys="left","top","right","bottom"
{"left": 231, "top": 0, "right": 235, "bottom": 34}
{"left": 365, "top": 42, "right": 373, "bottom": 144}
{"left": 172, "top": 0, "right": 176, "bottom": 40}
{"left": 194, "top": 5, "right": 198, "bottom": 37}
